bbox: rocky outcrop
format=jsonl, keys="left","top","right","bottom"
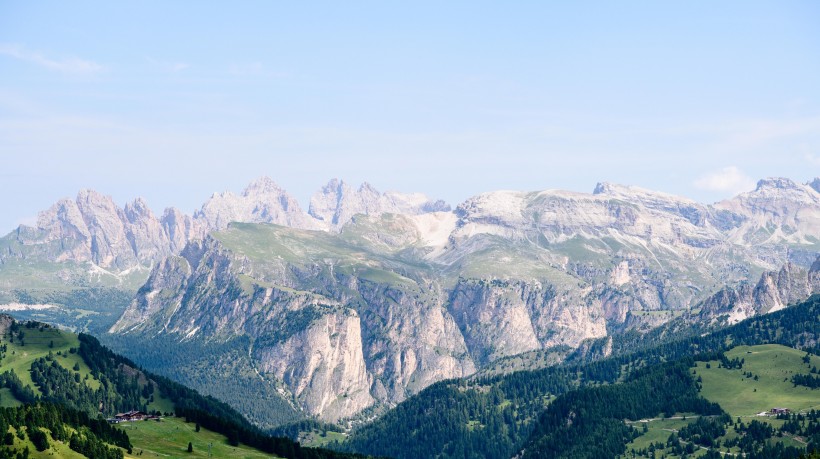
{"left": 354, "top": 279, "right": 475, "bottom": 402}
{"left": 0, "top": 314, "right": 14, "bottom": 335}
{"left": 810, "top": 177, "right": 820, "bottom": 194}
{"left": 257, "top": 310, "right": 373, "bottom": 421}
{"left": 112, "top": 228, "right": 476, "bottom": 420}
{"left": 194, "top": 177, "right": 319, "bottom": 231}
{"left": 715, "top": 177, "right": 820, "bottom": 246}
{"left": 309, "top": 179, "right": 450, "bottom": 231}
{"left": 0, "top": 177, "right": 450, "bottom": 286}
{"left": 448, "top": 278, "right": 607, "bottom": 366}
{"left": 3, "top": 190, "right": 173, "bottom": 271}
{"left": 697, "top": 259, "right": 820, "bottom": 324}
{"left": 160, "top": 208, "right": 204, "bottom": 254}
{"left": 122, "top": 198, "right": 172, "bottom": 264}
{"left": 110, "top": 255, "right": 192, "bottom": 334}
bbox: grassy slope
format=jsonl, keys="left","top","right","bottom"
{"left": 7, "top": 426, "right": 88, "bottom": 459}
{"left": 0, "top": 326, "right": 278, "bottom": 458}
{"left": 695, "top": 344, "right": 820, "bottom": 417}
{"left": 621, "top": 344, "right": 820, "bottom": 458}
{"left": 0, "top": 325, "right": 180, "bottom": 414}
{"left": 215, "top": 222, "right": 419, "bottom": 288}
{"left": 121, "top": 417, "right": 280, "bottom": 459}
{"left": 1, "top": 326, "right": 99, "bottom": 395}
{"left": 624, "top": 415, "right": 704, "bottom": 457}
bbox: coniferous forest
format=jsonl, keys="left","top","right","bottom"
{"left": 0, "top": 319, "right": 372, "bottom": 459}
{"left": 342, "top": 295, "right": 820, "bottom": 459}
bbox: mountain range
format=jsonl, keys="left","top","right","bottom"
{"left": 1, "top": 176, "right": 819, "bottom": 423}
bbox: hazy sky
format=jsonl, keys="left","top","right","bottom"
{"left": 1, "top": 2, "right": 819, "bottom": 233}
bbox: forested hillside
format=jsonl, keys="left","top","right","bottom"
{"left": 343, "top": 295, "right": 820, "bottom": 458}
{"left": 0, "top": 316, "right": 370, "bottom": 459}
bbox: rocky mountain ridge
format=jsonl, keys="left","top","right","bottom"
{"left": 0, "top": 177, "right": 447, "bottom": 287}
{"left": 108, "top": 176, "right": 819, "bottom": 421}
{"left": 3, "top": 176, "right": 819, "bottom": 422}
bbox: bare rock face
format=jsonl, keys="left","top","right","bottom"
{"left": 810, "top": 177, "right": 820, "bottom": 194}
{"left": 0, "top": 314, "right": 14, "bottom": 335}
{"left": 449, "top": 279, "right": 547, "bottom": 365}
{"left": 30, "top": 198, "right": 93, "bottom": 263}
{"left": 698, "top": 259, "right": 820, "bottom": 324}
{"left": 810, "top": 256, "right": 820, "bottom": 287}
{"left": 194, "top": 177, "right": 318, "bottom": 231}
{"left": 160, "top": 208, "right": 204, "bottom": 254}
{"left": 715, "top": 177, "right": 820, "bottom": 246}
{"left": 257, "top": 311, "right": 373, "bottom": 421}
{"left": 309, "top": 179, "right": 450, "bottom": 231}
{"left": 123, "top": 198, "right": 172, "bottom": 264}
{"left": 110, "top": 255, "right": 192, "bottom": 334}
{"left": 354, "top": 280, "right": 475, "bottom": 402}
{"left": 75, "top": 189, "right": 139, "bottom": 269}
{"left": 3, "top": 190, "right": 174, "bottom": 272}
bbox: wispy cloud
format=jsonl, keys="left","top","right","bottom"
{"left": 0, "top": 43, "right": 104, "bottom": 75}
{"left": 806, "top": 153, "right": 820, "bottom": 166}
{"left": 694, "top": 166, "right": 756, "bottom": 194}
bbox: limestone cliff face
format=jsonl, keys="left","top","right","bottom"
{"left": 256, "top": 312, "right": 373, "bottom": 421}
{"left": 353, "top": 279, "right": 475, "bottom": 402}
{"left": 697, "top": 259, "right": 820, "bottom": 324}
{"left": 112, "top": 229, "right": 475, "bottom": 420}
{"left": 449, "top": 279, "right": 583, "bottom": 366}
{"left": 160, "top": 208, "right": 204, "bottom": 254}
{"left": 109, "top": 255, "right": 191, "bottom": 334}
{"left": 122, "top": 198, "right": 172, "bottom": 264}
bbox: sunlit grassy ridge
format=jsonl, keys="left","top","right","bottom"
{"left": 695, "top": 344, "right": 820, "bottom": 417}
{"left": 122, "top": 417, "right": 279, "bottom": 459}
{"left": 215, "top": 222, "right": 419, "bottom": 287}
{"left": 621, "top": 344, "right": 820, "bottom": 458}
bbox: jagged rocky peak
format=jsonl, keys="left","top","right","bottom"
{"left": 35, "top": 197, "right": 90, "bottom": 241}
{"left": 737, "top": 177, "right": 820, "bottom": 205}
{"left": 698, "top": 260, "right": 820, "bottom": 324}
{"left": 593, "top": 181, "right": 695, "bottom": 203}
{"left": 121, "top": 197, "right": 170, "bottom": 264}
{"left": 714, "top": 176, "right": 820, "bottom": 246}
{"left": 242, "top": 175, "right": 285, "bottom": 196}
{"left": 61, "top": 190, "right": 133, "bottom": 268}
{"left": 160, "top": 207, "right": 203, "bottom": 254}
{"left": 808, "top": 177, "right": 820, "bottom": 194}
{"left": 308, "top": 178, "right": 451, "bottom": 230}
{"left": 123, "top": 197, "right": 152, "bottom": 220}
{"left": 755, "top": 177, "right": 802, "bottom": 191}
{"left": 194, "top": 176, "right": 318, "bottom": 231}
{"left": 7, "top": 190, "right": 172, "bottom": 270}
{"left": 593, "top": 181, "right": 710, "bottom": 225}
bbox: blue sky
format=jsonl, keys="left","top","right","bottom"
{"left": 1, "top": 1, "right": 819, "bottom": 232}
